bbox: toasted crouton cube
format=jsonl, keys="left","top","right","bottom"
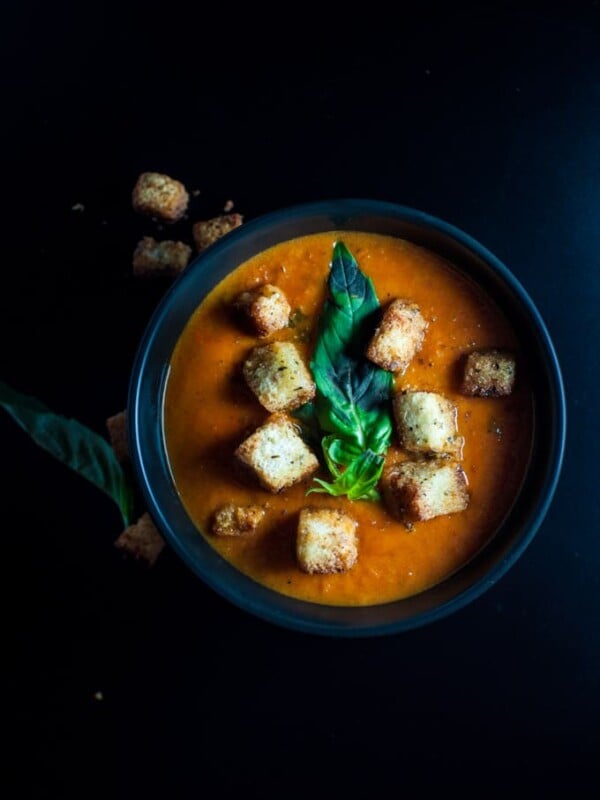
{"left": 131, "top": 171, "right": 189, "bottom": 222}
{"left": 192, "top": 213, "right": 243, "bottom": 251}
{"left": 296, "top": 507, "right": 358, "bottom": 574}
{"left": 366, "top": 299, "right": 428, "bottom": 373}
{"left": 382, "top": 459, "right": 469, "bottom": 522}
{"left": 234, "top": 413, "right": 319, "bottom": 493}
{"left": 212, "top": 503, "right": 266, "bottom": 536}
{"left": 115, "top": 512, "right": 165, "bottom": 567}
{"left": 234, "top": 284, "right": 292, "bottom": 336}
{"left": 461, "top": 349, "right": 516, "bottom": 397}
{"left": 242, "top": 341, "right": 316, "bottom": 413}
{"left": 106, "top": 409, "right": 129, "bottom": 462}
{"left": 132, "top": 236, "right": 192, "bottom": 278}
{"left": 393, "top": 390, "right": 463, "bottom": 458}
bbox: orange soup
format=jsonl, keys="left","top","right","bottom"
{"left": 164, "top": 231, "right": 533, "bottom": 606}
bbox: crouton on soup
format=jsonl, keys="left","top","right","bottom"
{"left": 366, "top": 299, "right": 427, "bottom": 373}
{"left": 234, "top": 413, "right": 319, "bottom": 493}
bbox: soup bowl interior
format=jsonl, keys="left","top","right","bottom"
{"left": 128, "top": 199, "right": 566, "bottom": 637}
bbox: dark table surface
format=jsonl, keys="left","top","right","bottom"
{"left": 3, "top": 2, "right": 599, "bottom": 797}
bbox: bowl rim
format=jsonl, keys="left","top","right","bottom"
{"left": 128, "top": 198, "right": 567, "bottom": 637}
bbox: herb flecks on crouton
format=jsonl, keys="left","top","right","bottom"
{"left": 212, "top": 503, "right": 266, "bottom": 536}
{"left": 381, "top": 458, "right": 469, "bottom": 522}
{"left": 242, "top": 341, "right": 316, "bottom": 413}
{"left": 131, "top": 171, "right": 189, "bottom": 223}
{"left": 461, "top": 349, "right": 516, "bottom": 397}
{"left": 366, "top": 299, "right": 428, "bottom": 373}
{"left": 114, "top": 512, "right": 165, "bottom": 567}
{"left": 133, "top": 236, "right": 192, "bottom": 278}
{"left": 192, "top": 213, "right": 243, "bottom": 252}
{"left": 393, "top": 390, "right": 463, "bottom": 458}
{"left": 234, "top": 413, "right": 319, "bottom": 493}
{"left": 296, "top": 507, "right": 359, "bottom": 574}
{"left": 234, "top": 284, "right": 292, "bottom": 337}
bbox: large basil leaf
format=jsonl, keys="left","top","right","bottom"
{"left": 1, "top": 380, "right": 135, "bottom": 525}
{"left": 296, "top": 241, "right": 394, "bottom": 501}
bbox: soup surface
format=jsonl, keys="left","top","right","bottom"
{"left": 164, "top": 231, "right": 533, "bottom": 606}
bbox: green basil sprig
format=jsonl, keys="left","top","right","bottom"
{"left": 297, "top": 241, "right": 394, "bottom": 501}
{"left": 1, "top": 380, "right": 135, "bottom": 525}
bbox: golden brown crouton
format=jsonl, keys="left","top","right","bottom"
{"left": 366, "top": 299, "right": 428, "bottom": 373}
{"left": 234, "top": 284, "right": 291, "bottom": 336}
{"left": 393, "top": 390, "right": 463, "bottom": 458}
{"left": 114, "top": 512, "right": 165, "bottom": 567}
{"left": 131, "top": 171, "right": 189, "bottom": 222}
{"left": 212, "top": 503, "right": 266, "bottom": 536}
{"left": 461, "top": 349, "right": 516, "bottom": 397}
{"left": 296, "top": 507, "right": 358, "bottom": 574}
{"left": 192, "top": 213, "right": 243, "bottom": 252}
{"left": 132, "top": 236, "right": 192, "bottom": 278}
{"left": 381, "top": 459, "right": 469, "bottom": 522}
{"left": 106, "top": 410, "right": 129, "bottom": 462}
{"left": 234, "top": 413, "right": 319, "bottom": 493}
{"left": 242, "top": 341, "right": 316, "bottom": 413}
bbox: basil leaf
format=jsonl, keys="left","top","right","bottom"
{"left": 0, "top": 380, "right": 135, "bottom": 525}
{"left": 295, "top": 241, "right": 394, "bottom": 501}
{"left": 311, "top": 241, "right": 394, "bottom": 455}
{"left": 308, "top": 448, "right": 384, "bottom": 502}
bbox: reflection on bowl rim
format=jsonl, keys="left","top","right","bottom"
{"left": 128, "top": 199, "right": 566, "bottom": 637}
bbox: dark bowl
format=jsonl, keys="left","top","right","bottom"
{"left": 128, "top": 199, "right": 566, "bottom": 637}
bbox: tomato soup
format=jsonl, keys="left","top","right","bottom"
{"left": 164, "top": 231, "right": 533, "bottom": 606}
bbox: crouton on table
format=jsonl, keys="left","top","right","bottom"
{"left": 212, "top": 503, "right": 266, "bottom": 536}
{"left": 242, "top": 341, "right": 316, "bottom": 413}
{"left": 381, "top": 459, "right": 469, "bottom": 522}
{"left": 461, "top": 349, "right": 516, "bottom": 397}
{"left": 115, "top": 512, "right": 165, "bottom": 567}
{"left": 131, "top": 171, "right": 189, "bottom": 222}
{"left": 234, "top": 283, "right": 291, "bottom": 336}
{"left": 234, "top": 413, "right": 319, "bottom": 493}
{"left": 366, "top": 299, "right": 428, "bottom": 373}
{"left": 296, "top": 507, "right": 358, "bottom": 574}
{"left": 106, "top": 409, "right": 129, "bottom": 462}
{"left": 132, "top": 236, "right": 192, "bottom": 277}
{"left": 393, "top": 390, "right": 463, "bottom": 458}
{"left": 192, "top": 213, "right": 243, "bottom": 251}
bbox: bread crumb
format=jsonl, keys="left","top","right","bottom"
{"left": 106, "top": 410, "right": 129, "bottom": 462}
{"left": 115, "top": 512, "right": 165, "bottom": 567}
{"left": 296, "top": 507, "right": 358, "bottom": 574}
{"left": 212, "top": 503, "right": 266, "bottom": 536}
{"left": 132, "top": 171, "right": 189, "bottom": 223}
{"left": 192, "top": 213, "right": 243, "bottom": 251}
{"left": 132, "top": 236, "right": 192, "bottom": 278}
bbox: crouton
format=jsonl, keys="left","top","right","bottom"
{"left": 106, "top": 409, "right": 129, "bottom": 462}
{"left": 212, "top": 503, "right": 266, "bottom": 536}
{"left": 393, "top": 390, "right": 463, "bottom": 458}
{"left": 366, "top": 299, "right": 428, "bottom": 373}
{"left": 242, "top": 341, "right": 316, "bottom": 413}
{"left": 296, "top": 507, "right": 359, "bottom": 574}
{"left": 234, "top": 284, "right": 292, "bottom": 337}
{"left": 131, "top": 171, "right": 189, "bottom": 222}
{"left": 461, "top": 349, "right": 516, "bottom": 397}
{"left": 381, "top": 459, "right": 469, "bottom": 522}
{"left": 114, "top": 512, "right": 165, "bottom": 567}
{"left": 234, "top": 413, "right": 319, "bottom": 493}
{"left": 192, "top": 213, "right": 243, "bottom": 252}
{"left": 132, "top": 236, "right": 192, "bottom": 278}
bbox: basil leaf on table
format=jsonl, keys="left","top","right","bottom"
{"left": 296, "top": 241, "right": 394, "bottom": 501}
{"left": 0, "top": 380, "right": 135, "bottom": 525}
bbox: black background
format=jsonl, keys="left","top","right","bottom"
{"left": 3, "top": 2, "right": 599, "bottom": 797}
